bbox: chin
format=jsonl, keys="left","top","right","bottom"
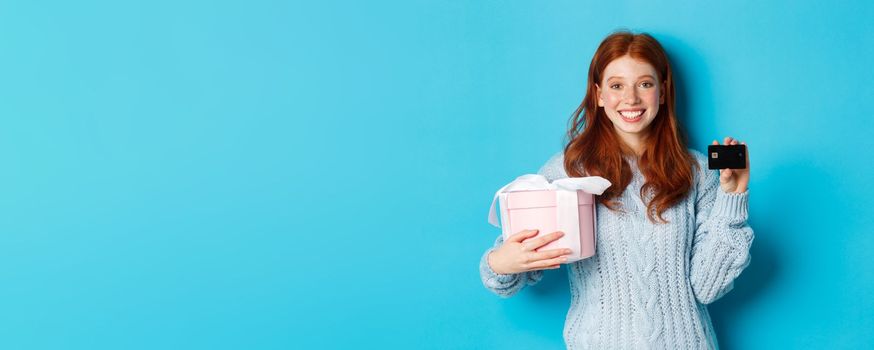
{"left": 615, "top": 123, "right": 653, "bottom": 136}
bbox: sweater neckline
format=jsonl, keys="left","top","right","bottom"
{"left": 623, "top": 154, "right": 641, "bottom": 165}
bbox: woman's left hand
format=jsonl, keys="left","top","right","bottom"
{"left": 712, "top": 137, "right": 750, "bottom": 193}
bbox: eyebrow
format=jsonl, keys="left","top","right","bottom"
{"left": 606, "top": 75, "right": 656, "bottom": 81}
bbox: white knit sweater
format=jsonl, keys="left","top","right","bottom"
{"left": 480, "top": 149, "right": 754, "bottom": 349}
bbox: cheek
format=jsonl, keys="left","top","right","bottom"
{"left": 603, "top": 94, "right": 622, "bottom": 107}
{"left": 643, "top": 89, "right": 661, "bottom": 103}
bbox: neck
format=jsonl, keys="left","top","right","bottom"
{"left": 616, "top": 131, "right": 648, "bottom": 157}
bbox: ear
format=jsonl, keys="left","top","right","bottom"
{"left": 659, "top": 81, "right": 666, "bottom": 104}
{"left": 595, "top": 84, "right": 604, "bottom": 107}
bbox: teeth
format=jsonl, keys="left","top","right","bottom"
{"left": 620, "top": 110, "right": 644, "bottom": 118}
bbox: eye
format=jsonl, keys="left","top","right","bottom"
{"left": 610, "top": 84, "right": 622, "bottom": 89}
{"left": 640, "top": 82, "right": 654, "bottom": 88}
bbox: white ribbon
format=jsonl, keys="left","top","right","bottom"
{"left": 555, "top": 189, "right": 581, "bottom": 256}
{"left": 487, "top": 174, "right": 612, "bottom": 227}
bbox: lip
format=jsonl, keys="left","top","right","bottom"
{"left": 618, "top": 109, "right": 645, "bottom": 123}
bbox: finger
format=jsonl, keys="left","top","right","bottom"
{"left": 731, "top": 139, "right": 738, "bottom": 145}
{"left": 721, "top": 169, "right": 733, "bottom": 180}
{"left": 509, "top": 229, "right": 539, "bottom": 243}
{"left": 524, "top": 231, "right": 565, "bottom": 251}
{"left": 526, "top": 255, "right": 569, "bottom": 270}
{"left": 712, "top": 140, "right": 718, "bottom": 145}
{"left": 723, "top": 136, "right": 731, "bottom": 145}
{"left": 531, "top": 248, "right": 573, "bottom": 261}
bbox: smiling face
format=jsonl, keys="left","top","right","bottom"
{"left": 595, "top": 54, "right": 665, "bottom": 153}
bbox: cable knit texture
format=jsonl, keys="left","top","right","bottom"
{"left": 479, "top": 149, "right": 754, "bottom": 349}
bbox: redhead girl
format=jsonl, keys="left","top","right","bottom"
{"left": 480, "top": 31, "right": 753, "bottom": 349}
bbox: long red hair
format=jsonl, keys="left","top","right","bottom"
{"left": 563, "top": 31, "right": 698, "bottom": 224}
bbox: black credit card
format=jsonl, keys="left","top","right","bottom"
{"left": 707, "top": 144, "right": 747, "bottom": 169}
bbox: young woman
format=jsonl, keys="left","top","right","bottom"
{"left": 480, "top": 31, "right": 753, "bottom": 349}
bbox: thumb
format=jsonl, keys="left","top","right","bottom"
{"left": 720, "top": 169, "right": 733, "bottom": 181}
{"left": 509, "top": 229, "right": 539, "bottom": 243}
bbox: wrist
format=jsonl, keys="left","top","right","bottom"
{"left": 721, "top": 184, "right": 748, "bottom": 193}
{"left": 487, "top": 251, "right": 509, "bottom": 275}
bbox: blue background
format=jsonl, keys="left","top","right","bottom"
{"left": 1, "top": 0, "right": 872, "bottom": 349}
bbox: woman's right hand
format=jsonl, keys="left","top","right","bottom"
{"left": 487, "top": 229, "right": 573, "bottom": 274}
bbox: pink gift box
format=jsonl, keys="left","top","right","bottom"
{"left": 498, "top": 189, "right": 597, "bottom": 262}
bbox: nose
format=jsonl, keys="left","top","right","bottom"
{"left": 622, "top": 88, "right": 640, "bottom": 104}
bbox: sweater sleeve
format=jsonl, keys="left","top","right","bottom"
{"left": 689, "top": 159, "right": 755, "bottom": 305}
{"left": 480, "top": 234, "right": 545, "bottom": 298}
{"left": 479, "top": 152, "right": 564, "bottom": 298}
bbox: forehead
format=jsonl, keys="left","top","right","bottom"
{"left": 602, "top": 55, "right": 658, "bottom": 81}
